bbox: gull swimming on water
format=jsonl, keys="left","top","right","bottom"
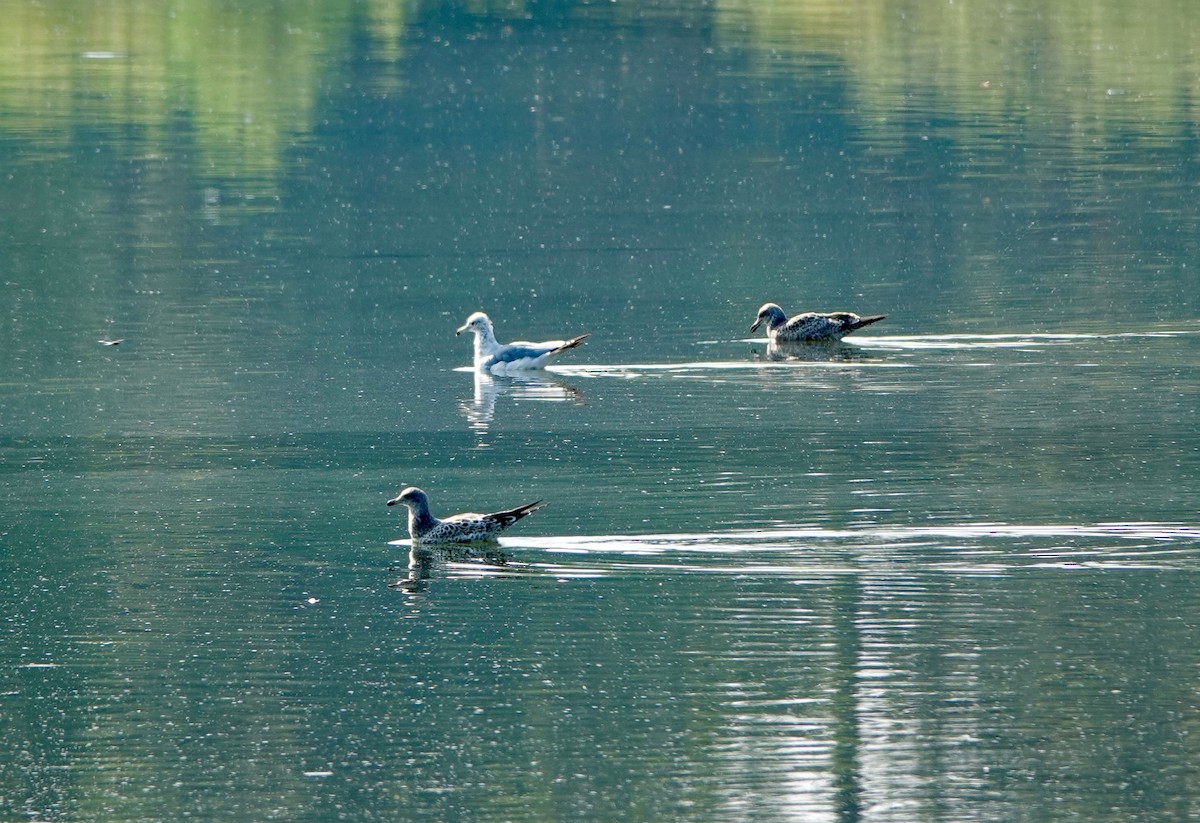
{"left": 386, "top": 486, "right": 545, "bottom": 544}
{"left": 750, "top": 303, "right": 885, "bottom": 342}
{"left": 456, "top": 311, "right": 589, "bottom": 372}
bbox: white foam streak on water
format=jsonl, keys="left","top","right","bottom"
{"left": 445, "top": 330, "right": 1199, "bottom": 378}
{"left": 554, "top": 362, "right": 912, "bottom": 377}
{"left": 383, "top": 522, "right": 1200, "bottom": 580}
{"left": 792, "top": 330, "right": 1193, "bottom": 350}
{"left": 391, "top": 523, "right": 1198, "bottom": 553}
{"left": 452, "top": 362, "right": 901, "bottom": 374}
{"left": 510, "top": 522, "right": 1200, "bottom": 551}
{"left": 872, "top": 331, "right": 1194, "bottom": 340}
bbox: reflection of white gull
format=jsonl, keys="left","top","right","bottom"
{"left": 461, "top": 370, "right": 586, "bottom": 432}
{"left": 750, "top": 303, "right": 885, "bottom": 342}
{"left": 386, "top": 486, "right": 545, "bottom": 544}
{"left": 456, "top": 311, "right": 588, "bottom": 372}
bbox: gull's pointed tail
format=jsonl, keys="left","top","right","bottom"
{"left": 550, "top": 334, "right": 589, "bottom": 355}
{"left": 489, "top": 500, "right": 547, "bottom": 530}
{"left": 846, "top": 315, "right": 886, "bottom": 333}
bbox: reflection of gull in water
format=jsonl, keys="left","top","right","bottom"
{"left": 386, "top": 486, "right": 545, "bottom": 544}
{"left": 456, "top": 311, "right": 589, "bottom": 372}
{"left": 755, "top": 339, "right": 875, "bottom": 363}
{"left": 751, "top": 302, "right": 885, "bottom": 342}
{"left": 389, "top": 546, "right": 435, "bottom": 592}
{"left": 461, "top": 369, "right": 587, "bottom": 433}
{"left": 388, "top": 543, "right": 513, "bottom": 591}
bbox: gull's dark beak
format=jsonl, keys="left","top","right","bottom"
{"left": 455, "top": 323, "right": 469, "bottom": 336}
{"left": 387, "top": 496, "right": 400, "bottom": 506}
{"left": 749, "top": 318, "right": 762, "bottom": 333}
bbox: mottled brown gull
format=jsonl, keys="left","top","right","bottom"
{"left": 386, "top": 486, "right": 545, "bottom": 544}
{"left": 750, "top": 303, "right": 885, "bottom": 342}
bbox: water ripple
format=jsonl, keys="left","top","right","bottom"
{"left": 386, "top": 522, "right": 1200, "bottom": 586}
{"left": 853, "top": 330, "right": 1195, "bottom": 350}
{"left": 553, "top": 360, "right": 910, "bottom": 377}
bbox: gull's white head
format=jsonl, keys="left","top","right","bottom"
{"left": 456, "top": 312, "right": 493, "bottom": 337}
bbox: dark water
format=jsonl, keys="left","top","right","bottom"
{"left": 3, "top": 2, "right": 1200, "bottom": 820}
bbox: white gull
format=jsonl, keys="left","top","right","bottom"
{"left": 456, "top": 311, "right": 588, "bottom": 372}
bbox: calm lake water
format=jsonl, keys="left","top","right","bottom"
{"left": 3, "top": 1, "right": 1200, "bottom": 820}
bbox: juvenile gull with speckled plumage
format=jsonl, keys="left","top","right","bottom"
{"left": 456, "top": 311, "right": 589, "bottom": 372}
{"left": 387, "top": 486, "right": 545, "bottom": 544}
{"left": 750, "top": 303, "right": 885, "bottom": 342}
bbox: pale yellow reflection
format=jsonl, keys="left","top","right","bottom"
{"left": 0, "top": 0, "right": 410, "bottom": 201}
{"left": 716, "top": 0, "right": 1200, "bottom": 143}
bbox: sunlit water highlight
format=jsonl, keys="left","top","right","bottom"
{"left": 386, "top": 522, "right": 1200, "bottom": 585}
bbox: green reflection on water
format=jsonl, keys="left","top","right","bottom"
{"left": 0, "top": 1, "right": 408, "bottom": 202}
{"left": 719, "top": 0, "right": 1200, "bottom": 141}
{"left": 4, "top": 0, "right": 1198, "bottom": 203}
{"left": 2, "top": 2, "right": 1200, "bottom": 821}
